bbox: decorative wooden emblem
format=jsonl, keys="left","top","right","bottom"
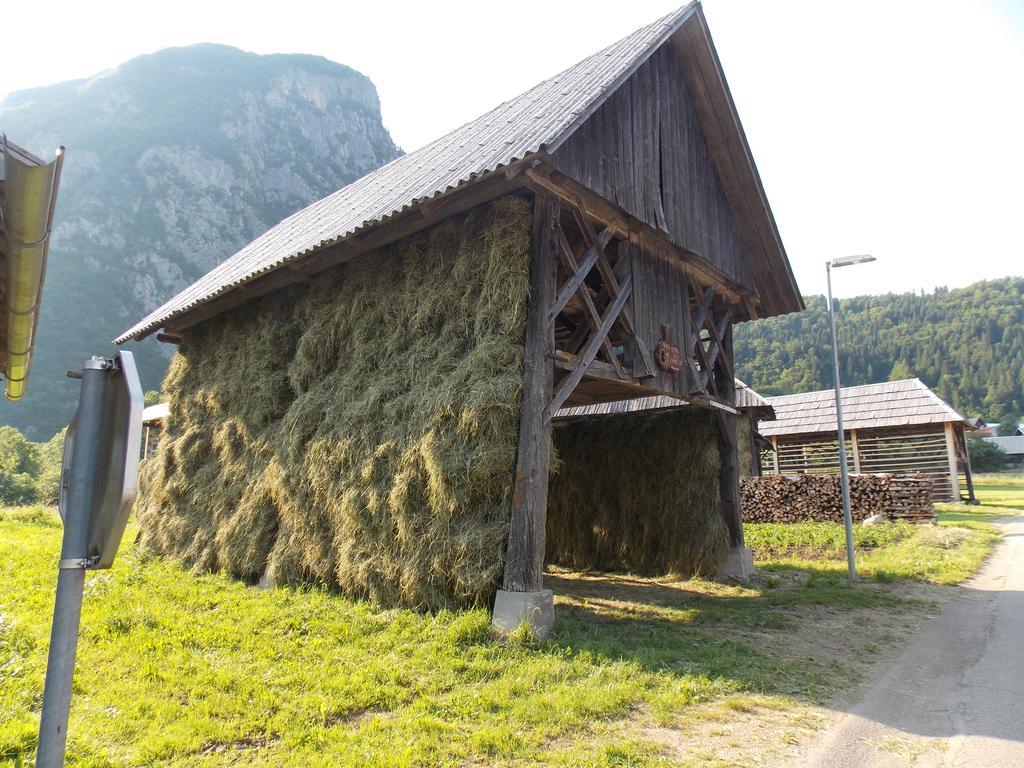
{"left": 654, "top": 323, "right": 683, "bottom": 373}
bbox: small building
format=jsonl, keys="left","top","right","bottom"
{"left": 116, "top": 3, "right": 802, "bottom": 632}
{"left": 969, "top": 417, "right": 996, "bottom": 438}
{"left": 141, "top": 402, "right": 169, "bottom": 459}
{"left": 758, "top": 378, "right": 976, "bottom": 503}
{"left": 0, "top": 138, "right": 63, "bottom": 400}
{"left": 983, "top": 436, "right": 1024, "bottom": 468}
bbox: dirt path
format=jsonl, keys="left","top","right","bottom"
{"left": 793, "top": 517, "right": 1024, "bottom": 767}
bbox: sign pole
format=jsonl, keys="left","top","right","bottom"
{"left": 36, "top": 358, "right": 109, "bottom": 768}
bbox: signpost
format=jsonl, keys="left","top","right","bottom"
{"left": 36, "top": 351, "right": 143, "bottom": 768}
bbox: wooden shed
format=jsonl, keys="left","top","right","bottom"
{"left": 758, "top": 379, "right": 976, "bottom": 503}
{"left": 118, "top": 3, "right": 802, "bottom": 633}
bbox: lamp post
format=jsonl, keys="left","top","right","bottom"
{"left": 826, "top": 254, "right": 876, "bottom": 582}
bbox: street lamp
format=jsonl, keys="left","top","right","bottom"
{"left": 827, "top": 254, "right": 876, "bottom": 582}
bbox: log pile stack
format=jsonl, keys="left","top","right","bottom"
{"left": 741, "top": 473, "right": 934, "bottom": 524}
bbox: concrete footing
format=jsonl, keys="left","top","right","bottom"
{"left": 715, "top": 546, "right": 755, "bottom": 580}
{"left": 492, "top": 588, "right": 554, "bottom": 638}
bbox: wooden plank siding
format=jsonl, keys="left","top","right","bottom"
{"left": 628, "top": 239, "right": 694, "bottom": 398}
{"left": 551, "top": 44, "right": 755, "bottom": 294}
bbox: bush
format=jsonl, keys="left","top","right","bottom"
{"left": 967, "top": 434, "right": 1007, "bottom": 473}
{"left": 0, "top": 425, "right": 66, "bottom": 505}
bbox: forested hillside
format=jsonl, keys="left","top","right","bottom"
{"left": 735, "top": 277, "right": 1024, "bottom": 422}
{"left": 0, "top": 44, "right": 400, "bottom": 438}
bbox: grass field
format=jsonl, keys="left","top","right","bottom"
{"left": 1, "top": 477, "right": 1019, "bottom": 767}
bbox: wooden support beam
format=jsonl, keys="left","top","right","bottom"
{"left": 547, "top": 226, "right": 609, "bottom": 324}
{"left": 713, "top": 319, "right": 744, "bottom": 549}
{"left": 503, "top": 193, "right": 558, "bottom": 593}
{"left": 850, "top": 429, "right": 862, "bottom": 474}
{"left": 748, "top": 416, "right": 762, "bottom": 477}
{"left": 944, "top": 421, "right": 962, "bottom": 503}
{"left": 544, "top": 273, "right": 633, "bottom": 422}
{"left": 957, "top": 425, "right": 978, "bottom": 504}
{"left": 547, "top": 218, "right": 625, "bottom": 378}
{"left": 522, "top": 163, "right": 756, "bottom": 313}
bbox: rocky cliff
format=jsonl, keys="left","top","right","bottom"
{"left": 1, "top": 44, "right": 401, "bottom": 438}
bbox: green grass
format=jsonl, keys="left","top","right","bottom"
{"left": 2, "top": 478, "right": 1018, "bottom": 767}
{"left": 745, "top": 521, "right": 915, "bottom": 559}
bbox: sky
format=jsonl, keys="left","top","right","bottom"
{"left": 2, "top": 0, "right": 1022, "bottom": 299}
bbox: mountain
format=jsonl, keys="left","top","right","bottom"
{"left": 735, "top": 277, "right": 1024, "bottom": 422}
{"left": 0, "top": 44, "right": 401, "bottom": 439}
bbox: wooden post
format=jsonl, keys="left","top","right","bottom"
{"left": 501, "top": 193, "right": 557, "bottom": 594}
{"left": 850, "top": 429, "right": 862, "bottom": 474}
{"left": 944, "top": 421, "right": 962, "bottom": 503}
{"left": 713, "top": 309, "right": 744, "bottom": 550}
{"left": 771, "top": 436, "right": 780, "bottom": 474}
{"left": 958, "top": 425, "right": 978, "bottom": 504}
{"left": 748, "top": 416, "right": 762, "bottom": 477}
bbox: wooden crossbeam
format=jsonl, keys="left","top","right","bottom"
{"left": 703, "top": 304, "right": 730, "bottom": 378}
{"left": 691, "top": 286, "right": 715, "bottom": 336}
{"left": 573, "top": 204, "right": 631, "bottom": 329}
{"left": 544, "top": 273, "right": 633, "bottom": 422}
{"left": 547, "top": 225, "right": 612, "bottom": 325}
{"left": 549, "top": 222, "right": 625, "bottom": 378}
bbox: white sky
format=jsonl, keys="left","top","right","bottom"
{"left": 2, "top": 0, "right": 1022, "bottom": 298}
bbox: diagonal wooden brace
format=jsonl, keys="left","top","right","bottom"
{"left": 544, "top": 272, "right": 633, "bottom": 422}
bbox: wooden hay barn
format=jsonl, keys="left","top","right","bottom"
{"left": 758, "top": 378, "right": 977, "bottom": 503}
{"left": 117, "top": 3, "right": 802, "bottom": 634}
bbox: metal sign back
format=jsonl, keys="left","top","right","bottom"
{"left": 57, "top": 351, "right": 144, "bottom": 568}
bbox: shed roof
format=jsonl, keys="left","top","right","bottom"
{"left": 984, "top": 436, "right": 1024, "bottom": 456}
{"left": 758, "top": 378, "right": 969, "bottom": 438}
{"left": 142, "top": 402, "right": 170, "bottom": 424}
{"left": 117, "top": 2, "right": 799, "bottom": 344}
{"left": 555, "top": 379, "right": 773, "bottom": 420}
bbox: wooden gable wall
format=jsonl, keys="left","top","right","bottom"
{"left": 550, "top": 43, "right": 755, "bottom": 294}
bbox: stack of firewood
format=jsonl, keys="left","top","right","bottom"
{"left": 741, "top": 473, "right": 934, "bottom": 523}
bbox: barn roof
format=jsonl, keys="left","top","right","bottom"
{"left": 555, "top": 379, "right": 774, "bottom": 420}
{"left": 758, "top": 378, "right": 969, "bottom": 438}
{"left": 984, "top": 436, "right": 1024, "bottom": 457}
{"left": 142, "top": 402, "right": 170, "bottom": 424}
{"left": 117, "top": 2, "right": 799, "bottom": 344}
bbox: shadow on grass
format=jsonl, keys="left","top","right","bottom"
{"left": 543, "top": 515, "right": 1023, "bottom": 746}
{"left": 543, "top": 564, "right": 933, "bottom": 703}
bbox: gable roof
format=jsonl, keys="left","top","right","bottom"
{"left": 758, "top": 378, "right": 969, "bottom": 438}
{"left": 118, "top": 2, "right": 798, "bottom": 344}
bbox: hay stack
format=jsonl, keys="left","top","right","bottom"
{"left": 546, "top": 408, "right": 728, "bottom": 576}
{"left": 137, "top": 196, "right": 532, "bottom": 609}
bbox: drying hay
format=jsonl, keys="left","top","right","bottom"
{"left": 137, "top": 195, "right": 532, "bottom": 609}
{"left": 546, "top": 408, "right": 728, "bottom": 576}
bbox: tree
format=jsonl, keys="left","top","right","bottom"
{"left": 997, "top": 414, "right": 1021, "bottom": 437}
{"left": 0, "top": 425, "right": 41, "bottom": 505}
{"left": 35, "top": 428, "right": 67, "bottom": 504}
{"left": 888, "top": 359, "right": 913, "bottom": 381}
{"left": 966, "top": 434, "right": 1008, "bottom": 473}
{"left": 0, "top": 425, "right": 67, "bottom": 505}
{"left": 144, "top": 390, "right": 164, "bottom": 406}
